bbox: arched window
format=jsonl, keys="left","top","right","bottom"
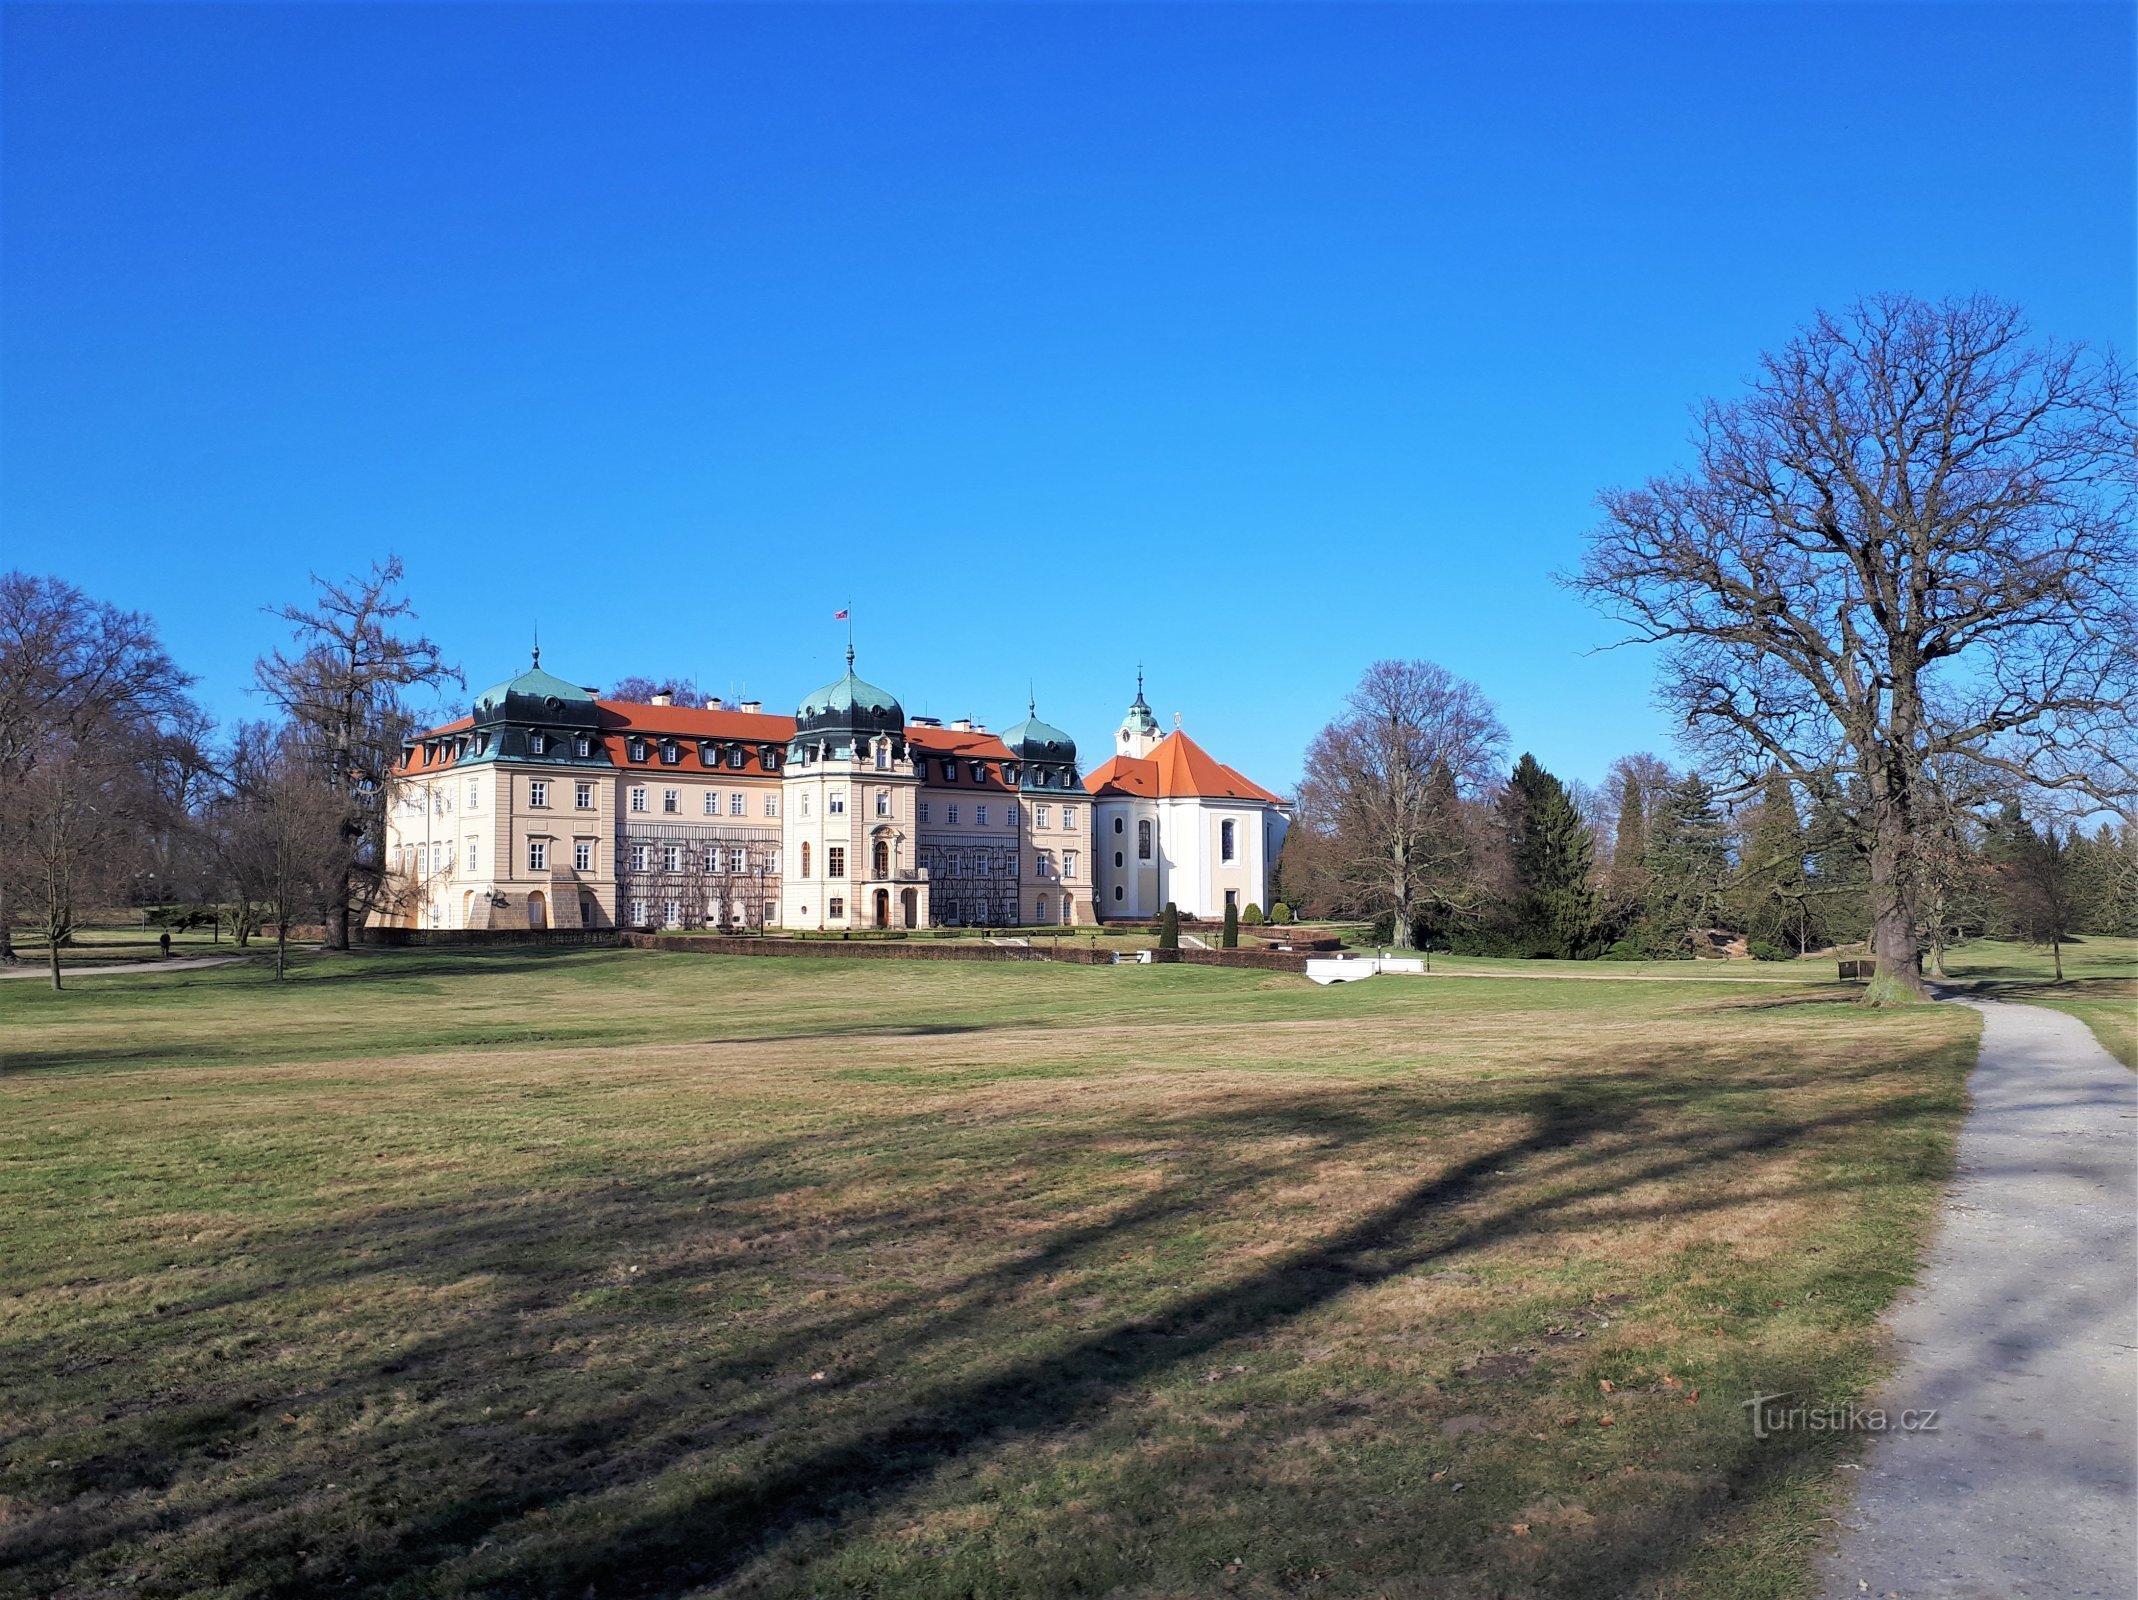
{"left": 1137, "top": 819, "right": 1152, "bottom": 860}
{"left": 800, "top": 842, "right": 811, "bottom": 878}
{"left": 1113, "top": 816, "right": 1123, "bottom": 833}
{"left": 1035, "top": 895, "right": 1048, "bottom": 923}
{"left": 1221, "top": 820, "right": 1237, "bottom": 862}
{"left": 873, "top": 840, "right": 890, "bottom": 877}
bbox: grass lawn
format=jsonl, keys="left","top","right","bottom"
{"left": 1931, "top": 937, "right": 2138, "bottom": 1070}
{"left": 2, "top": 950, "right": 1979, "bottom": 1598}
{"left": 6, "top": 922, "right": 249, "bottom": 969}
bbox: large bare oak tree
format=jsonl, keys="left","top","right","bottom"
{"left": 0, "top": 574, "right": 198, "bottom": 976}
{"left": 1296, "top": 659, "right": 1506, "bottom": 949}
{"left": 1574, "top": 295, "right": 2135, "bottom": 1001}
{"left": 255, "top": 559, "right": 457, "bottom": 950}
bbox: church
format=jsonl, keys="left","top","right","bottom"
{"left": 375, "top": 653, "right": 1288, "bottom": 933}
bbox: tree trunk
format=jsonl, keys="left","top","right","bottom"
{"left": 2052, "top": 938, "right": 2063, "bottom": 982}
{"left": 48, "top": 935, "right": 62, "bottom": 991}
{"left": 0, "top": 882, "right": 14, "bottom": 964}
{"left": 1864, "top": 802, "right": 1928, "bottom": 1005}
{"left": 276, "top": 923, "right": 288, "bottom": 981}
{"left": 325, "top": 864, "right": 352, "bottom": 951}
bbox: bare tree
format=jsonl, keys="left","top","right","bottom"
{"left": 1297, "top": 660, "right": 1507, "bottom": 948}
{"left": 1574, "top": 295, "right": 2136, "bottom": 1002}
{"left": 0, "top": 574, "right": 197, "bottom": 962}
{"left": 217, "top": 724, "right": 345, "bottom": 980}
{"left": 255, "top": 559, "right": 458, "bottom": 950}
{"left": 7, "top": 734, "right": 159, "bottom": 989}
{"left": 609, "top": 675, "right": 705, "bottom": 706}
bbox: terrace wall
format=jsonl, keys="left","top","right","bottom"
{"left": 352, "top": 927, "right": 1312, "bottom": 973}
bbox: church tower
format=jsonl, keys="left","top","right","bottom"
{"left": 1115, "top": 670, "right": 1161, "bottom": 760}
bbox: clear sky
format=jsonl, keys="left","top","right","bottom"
{"left": 3, "top": 2, "right": 2129, "bottom": 795}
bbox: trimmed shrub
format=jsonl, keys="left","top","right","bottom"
{"left": 1270, "top": 902, "right": 1292, "bottom": 925}
{"left": 1158, "top": 903, "right": 1180, "bottom": 951}
{"left": 1241, "top": 903, "right": 1265, "bottom": 926}
{"left": 1222, "top": 902, "right": 1240, "bottom": 949}
{"left": 1747, "top": 939, "right": 1791, "bottom": 962}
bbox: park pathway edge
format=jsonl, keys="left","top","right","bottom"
{"left": 1816, "top": 998, "right": 2137, "bottom": 1599}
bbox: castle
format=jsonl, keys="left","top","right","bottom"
{"left": 376, "top": 652, "right": 1288, "bottom": 933}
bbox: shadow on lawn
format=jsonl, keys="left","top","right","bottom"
{"left": 2, "top": 1045, "right": 1965, "bottom": 1599}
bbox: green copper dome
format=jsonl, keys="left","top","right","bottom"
{"left": 1120, "top": 669, "right": 1159, "bottom": 738}
{"left": 1002, "top": 700, "right": 1077, "bottom": 763}
{"left": 795, "top": 649, "right": 905, "bottom": 736}
{"left": 473, "top": 650, "right": 598, "bottom": 720}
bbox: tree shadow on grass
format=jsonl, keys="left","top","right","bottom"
{"left": 1, "top": 1042, "right": 1969, "bottom": 1599}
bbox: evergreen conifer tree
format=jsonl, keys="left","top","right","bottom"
{"left": 1503, "top": 754, "right": 1598, "bottom": 957}
{"left": 1158, "top": 902, "right": 1180, "bottom": 951}
{"left": 1607, "top": 770, "right": 1648, "bottom": 912}
{"left": 1644, "top": 775, "right": 1731, "bottom": 955}
{"left": 1737, "top": 769, "right": 1810, "bottom": 950}
{"left": 1222, "top": 901, "right": 1240, "bottom": 948}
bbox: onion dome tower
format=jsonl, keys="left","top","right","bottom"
{"left": 791, "top": 646, "right": 906, "bottom": 761}
{"left": 467, "top": 645, "right": 604, "bottom": 762}
{"left": 1000, "top": 695, "right": 1080, "bottom": 791}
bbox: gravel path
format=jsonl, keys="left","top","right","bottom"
{"left": 1818, "top": 998, "right": 2137, "bottom": 1599}
{"left": 0, "top": 954, "right": 250, "bottom": 980}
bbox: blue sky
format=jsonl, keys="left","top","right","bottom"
{"left": 4, "top": 2, "right": 2129, "bottom": 795}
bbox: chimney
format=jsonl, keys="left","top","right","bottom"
{"left": 739, "top": 699, "right": 761, "bottom": 714}
{"left": 704, "top": 697, "right": 723, "bottom": 711}
{"left": 972, "top": 721, "right": 986, "bottom": 733}
{"left": 951, "top": 717, "right": 973, "bottom": 732}
{"left": 910, "top": 715, "right": 941, "bottom": 728}
{"left": 650, "top": 691, "right": 673, "bottom": 707}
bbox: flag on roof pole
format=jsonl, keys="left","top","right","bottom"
{"left": 832, "top": 608, "right": 849, "bottom": 620}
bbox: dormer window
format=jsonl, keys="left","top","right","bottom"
{"left": 659, "top": 742, "right": 680, "bottom": 765}
{"left": 530, "top": 733, "right": 547, "bottom": 755}
{"left": 943, "top": 759, "right": 958, "bottom": 783}
{"left": 727, "top": 746, "right": 746, "bottom": 769}
{"left": 968, "top": 762, "right": 985, "bottom": 783}
{"left": 874, "top": 741, "right": 889, "bottom": 770}
{"left": 627, "top": 738, "right": 647, "bottom": 763}
{"left": 762, "top": 748, "right": 780, "bottom": 771}
{"left": 575, "top": 736, "right": 591, "bottom": 758}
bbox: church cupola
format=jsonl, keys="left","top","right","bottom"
{"left": 1115, "top": 670, "right": 1161, "bottom": 760}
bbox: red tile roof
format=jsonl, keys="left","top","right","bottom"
{"left": 596, "top": 701, "right": 797, "bottom": 741}
{"left": 1084, "top": 730, "right": 1282, "bottom": 804}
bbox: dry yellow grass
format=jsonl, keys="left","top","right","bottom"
{"left": 1, "top": 948, "right": 1978, "bottom": 1598}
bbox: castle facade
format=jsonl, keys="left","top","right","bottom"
{"left": 377, "top": 652, "right": 1287, "bottom": 933}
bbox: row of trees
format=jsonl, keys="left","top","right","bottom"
{"left": 0, "top": 562, "right": 457, "bottom": 987}
{"left": 1279, "top": 676, "right": 2135, "bottom": 967}
{"left": 1284, "top": 295, "right": 2134, "bottom": 1000}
